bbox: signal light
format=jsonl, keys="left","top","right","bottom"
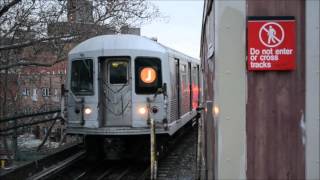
{"left": 140, "top": 67, "right": 157, "bottom": 84}
{"left": 213, "top": 106, "right": 219, "bottom": 116}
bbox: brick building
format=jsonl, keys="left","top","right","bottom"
{"left": 0, "top": 1, "right": 142, "bottom": 164}
{"left": 1, "top": 0, "right": 140, "bottom": 117}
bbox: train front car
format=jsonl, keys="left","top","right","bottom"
{"left": 65, "top": 35, "right": 200, "bottom": 159}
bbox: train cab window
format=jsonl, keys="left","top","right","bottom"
{"left": 71, "top": 59, "right": 93, "bottom": 95}
{"left": 109, "top": 61, "right": 128, "bottom": 84}
{"left": 135, "top": 57, "right": 162, "bottom": 94}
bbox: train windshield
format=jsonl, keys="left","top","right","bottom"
{"left": 109, "top": 61, "right": 128, "bottom": 84}
{"left": 135, "top": 57, "right": 162, "bottom": 94}
{"left": 71, "top": 59, "right": 93, "bottom": 95}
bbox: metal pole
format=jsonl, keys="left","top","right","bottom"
{"left": 12, "top": 118, "right": 17, "bottom": 160}
{"left": 148, "top": 97, "right": 157, "bottom": 180}
{"left": 150, "top": 117, "right": 157, "bottom": 180}
{"left": 196, "top": 113, "right": 202, "bottom": 179}
{"left": 196, "top": 107, "right": 204, "bottom": 179}
{"left": 60, "top": 84, "right": 65, "bottom": 120}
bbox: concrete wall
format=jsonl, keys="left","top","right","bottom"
{"left": 306, "top": 0, "right": 320, "bottom": 179}
{"left": 213, "top": 0, "right": 247, "bottom": 179}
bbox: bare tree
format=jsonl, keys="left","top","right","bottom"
{"left": 0, "top": 0, "right": 160, "bottom": 113}
{"left": 0, "top": 1, "right": 160, "bottom": 162}
{"left": 0, "top": 0, "right": 160, "bottom": 70}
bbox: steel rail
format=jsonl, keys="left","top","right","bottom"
{"left": 96, "top": 167, "right": 117, "bottom": 180}
{"left": 138, "top": 167, "right": 151, "bottom": 180}
{"left": 26, "top": 150, "right": 86, "bottom": 180}
{"left": 73, "top": 171, "right": 87, "bottom": 180}
{"left": 0, "top": 143, "right": 82, "bottom": 180}
{"left": 114, "top": 167, "right": 132, "bottom": 180}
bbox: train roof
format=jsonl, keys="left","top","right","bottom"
{"left": 69, "top": 34, "right": 199, "bottom": 63}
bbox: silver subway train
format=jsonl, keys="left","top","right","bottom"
{"left": 65, "top": 34, "right": 200, "bottom": 137}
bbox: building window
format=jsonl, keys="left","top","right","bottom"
{"left": 22, "top": 88, "right": 30, "bottom": 96}
{"left": 54, "top": 89, "right": 58, "bottom": 96}
{"left": 32, "top": 88, "right": 38, "bottom": 101}
{"left": 42, "top": 88, "right": 50, "bottom": 97}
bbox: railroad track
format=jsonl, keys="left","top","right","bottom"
{"left": 47, "top": 124, "right": 196, "bottom": 180}
{"left": 49, "top": 157, "right": 148, "bottom": 180}
{"left": 0, "top": 143, "right": 83, "bottom": 180}
{"left": 27, "top": 151, "right": 86, "bottom": 180}
{"left": 1, "top": 122, "right": 197, "bottom": 180}
{"left": 140, "top": 122, "right": 198, "bottom": 179}
{"left": 156, "top": 128, "right": 197, "bottom": 179}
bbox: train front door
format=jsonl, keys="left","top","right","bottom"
{"left": 101, "top": 57, "right": 132, "bottom": 126}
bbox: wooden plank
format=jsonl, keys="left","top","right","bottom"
{"left": 246, "top": 0, "right": 305, "bottom": 179}
{"left": 201, "top": 7, "right": 216, "bottom": 178}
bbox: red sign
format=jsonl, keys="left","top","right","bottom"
{"left": 247, "top": 17, "right": 296, "bottom": 71}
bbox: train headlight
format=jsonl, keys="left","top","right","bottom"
{"left": 84, "top": 107, "right": 92, "bottom": 115}
{"left": 138, "top": 107, "right": 147, "bottom": 115}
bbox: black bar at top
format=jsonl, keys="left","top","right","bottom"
{"left": 248, "top": 16, "right": 295, "bottom": 20}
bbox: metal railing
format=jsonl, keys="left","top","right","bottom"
{"left": 0, "top": 109, "right": 62, "bottom": 134}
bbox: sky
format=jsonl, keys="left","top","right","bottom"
{"left": 141, "top": 0, "right": 204, "bottom": 59}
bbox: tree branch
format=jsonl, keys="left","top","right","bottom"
{"left": 0, "top": 34, "right": 77, "bottom": 51}
{"left": 0, "top": 58, "right": 66, "bottom": 70}
{"left": 0, "top": 0, "right": 22, "bottom": 17}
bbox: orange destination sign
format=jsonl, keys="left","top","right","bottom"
{"left": 140, "top": 67, "right": 157, "bottom": 83}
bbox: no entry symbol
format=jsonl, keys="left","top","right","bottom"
{"left": 247, "top": 17, "right": 296, "bottom": 71}
{"left": 259, "top": 22, "right": 285, "bottom": 48}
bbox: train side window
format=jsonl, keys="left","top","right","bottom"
{"left": 109, "top": 61, "right": 128, "bottom": 84}
{"left": 71, "top": 59, "right": 93, "bottom": 96}
{"left": 193, "top": 66, "right": 198, "bottom": 85}
{"left": 180, "top": 64, "right": 187, "bottom": 88}
{"left": 181, "top": 64, "right": 186, "bottom": 73}
{"left": 135, "top": 57, "right": 162, "bottom": 94}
